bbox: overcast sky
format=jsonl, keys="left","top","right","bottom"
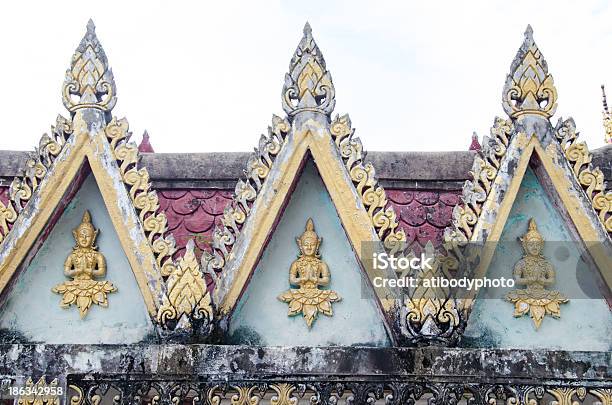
{"left": 1, "top": 1, "right": 611, "bottom": 153}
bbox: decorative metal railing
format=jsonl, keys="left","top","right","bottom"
{"left": 64, "top": 377, "right": 612, "bottom": 405}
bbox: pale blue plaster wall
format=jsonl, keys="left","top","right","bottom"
{"left": 228, "top": 160, "right": 391, "bottom": 346}
{"left": 463, "top": 168, "right": 612, "bottom": 351}
{"left": 0, "top": 175, "right": 155, "bottom": 343}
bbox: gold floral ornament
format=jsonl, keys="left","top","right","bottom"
{"left": 506, "top": 218, "right": 568, "bottom": 329}
{"left": 278, "top": 218, "right": 340, "bottom": 327}
{"left": 52, "top": 211, "right": 117, "bottom": 318}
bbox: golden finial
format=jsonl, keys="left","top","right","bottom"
{"left": 502, "top": 25, "right": 557, "bottom": 119}
{"left": 62, "top": 19, "right": 117, "bottom": 113}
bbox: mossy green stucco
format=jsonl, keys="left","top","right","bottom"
{"left": 463, "top": 167, "right": 612, "bottom": 351}
{"left": 0, "top": 175, "right": 154, "bottom": 343}
{"left": 228, "top": 160, "right": 391, "bottom": 346}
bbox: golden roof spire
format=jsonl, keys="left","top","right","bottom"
{"left": 282, "top": 22, "right": 335, "bottom": 117}
{"left": 62, "top": 19, "right": 117, "bottom": 113}
{"left": 502, "top": 25, "right": 557, "bottom": 119}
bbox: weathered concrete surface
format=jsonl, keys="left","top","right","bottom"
{"left": 228, "top": 161, "right": 391, "bottom": 346}
{"left": 2, "top": 147, "right": 608, "bottom": 189}
{"left": 0, "top": 151, "right": 475, "bottom": 188}
{"left": 0, "top": 344, "right": 609, "bottom": 381}
{"left": 0, "top": 176, "right": 155, "bottom": 344}
{"left": 3, "top": 147, "right": 609, "bottom": 188}
{"left": 464, "top": 170, "right": 612, "bottom": 351}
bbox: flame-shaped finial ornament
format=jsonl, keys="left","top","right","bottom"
{"left": 282, "top": 23, "right": 336, "bottom": 117}
{"left": 62, "top": 19, "right": 117, "bottom": 113}
{"left": 502, "top": 25, "right": 557, "bottom": 119}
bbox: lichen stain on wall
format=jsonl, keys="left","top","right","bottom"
{"left": 463, "top": 167, "right": 612, "bottom": 351}
{"left": 0, "top": 175, "right": 155, "bottom": 343}
{"left": 228, "top": 160, "right": 390, "bottom": 347}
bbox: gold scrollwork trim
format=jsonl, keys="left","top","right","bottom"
{"left": 0, "top": 116, "right": 72, "bottom": 245}
{"left": 105, "top": 118, "right": 215, "bottom": 328}
{"left": 17, "top": 377, "right": 60, "bottom": 405}
{"left": 331, "top": 114, "right": 462, "bottom": 334}
{"left": 105, "top": 117, "right": 178, "bottom": 278}
{"left": 201, "top": 115, "right": 289, "bottom": 279}
{"left": 443, "top": 117, "right": 514, "bottom": 256}
{"left": 330, "top": 114, "right": 407, "bottom": 254}
{"left": 555, "top": 117, "right": 612, "bottom": 233}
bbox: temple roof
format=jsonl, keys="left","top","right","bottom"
{"left": 2, "top": 147, "right": 609, "bottom": 189}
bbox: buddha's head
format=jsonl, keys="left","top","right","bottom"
{"left": 296, "top": 218, "right": 321, "bottom": 257}
{"left": 520, "top": 218, "right": 544, "bottom": 256}
{"left": 73, "top": 210, "right": 98, "bottom": 249}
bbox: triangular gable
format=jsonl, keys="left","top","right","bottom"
{"left": 0, "top": 21, "right": 212, "bottom": 336}
{"left": 209, "top": 25, "right": 406, "bottom": 336}
{"left": 0, "top": 104, "right": 164, "bottom": 319}
{"left": 473, "top": 133, "right": 611, "bottom": 287}
{"left": 443, "top": 27, "right": 612, "bottom": 301}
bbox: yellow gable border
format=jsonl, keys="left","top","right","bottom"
{"left": 442, "top": 27, "right": 612, "bottom": 305}
{"left": 210, "top": 26, "right": 405, "bottom": 339}
{"left": 212, "top": 120, "right": 399, "bottom": 316}
{"left": 0, "top": 21, "right": 213, "bottom": 335}
{"left": 473, "top": 133, "right": 612, "bottom": 296}
{"left": 0, "top": 115, "right": 165, "bottom": 316}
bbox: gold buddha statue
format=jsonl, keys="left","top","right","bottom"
{"left": 506, "top": 218, "right": 568, "bottom": 329}
{"left": 52, "top": 211, "right": 117, "bottom": 318}
{"left": 278, "top": 218, "right": 340, "bottom": 327}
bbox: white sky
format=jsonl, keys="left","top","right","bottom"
{"left": 0, "top": 0, "right": 611, "bottom": 153}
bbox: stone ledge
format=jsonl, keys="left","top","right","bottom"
{"left": 0, "top": 344, "right": 609, "bottom": 382}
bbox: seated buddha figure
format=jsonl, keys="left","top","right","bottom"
{"left": 506, "top": 218, "right": 568, "bottom": 329}
{"left": 52, "top": 211, "right": 117, "bottom": 318}
{"left": 278, "top": 218, "right": 341, "bottom": 328}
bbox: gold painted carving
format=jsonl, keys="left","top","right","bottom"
{"left": 330, "top": 114, "right": 407, "bottom": 254}
{"left": 105, "top": 117, "right": 178, "bottom": 277}
{"left": 282, "top": 23, "right": 335, "bottom": 116}
{"left": 17, "top": 377, "right": 60, "bottom": 405}
{"left": 505, "top": 218, "right": 568, "bottom": 329}
{"left": 52, "top": 211, "right": 117, "bottom": 318}
{"left": 0, "top": 116, "right": 72, "bottom": 245}
{"left": 331, "top": 114, "right": 463, "bottom": 336}
{"left": 202, "top": 115, "right": 289, "bottom": 277}
{"left": 502, "top": 25, "right": 557, "bottom": 118}
{"left": 157, "top": 240, "right": 213, "bottom": 326}
{"left": 105, "top": 117, "right": 215, "bottom": 328}
{"left": 278, "top": 218, "right": 340, "bottom": 327}
{"left": 404, "top": 242, "right": 460, "bottom": 329}
{"left": 443, "top": 117, "right": 514, "bottom": 260}
{"left": 555, "top": 117, "right": 612, "bottom": 233}
{"left": 62, "top": 20, "right": 116, "bottom": 112}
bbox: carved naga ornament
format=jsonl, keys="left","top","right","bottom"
{"left": 52, "top": 211, "right": 117, "bottom": 318}
{"left": 506, "top": 218, "right": 568, "bottom": 329}
{"left": 278, "top": 218, "right": 341, "bottom": 327}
